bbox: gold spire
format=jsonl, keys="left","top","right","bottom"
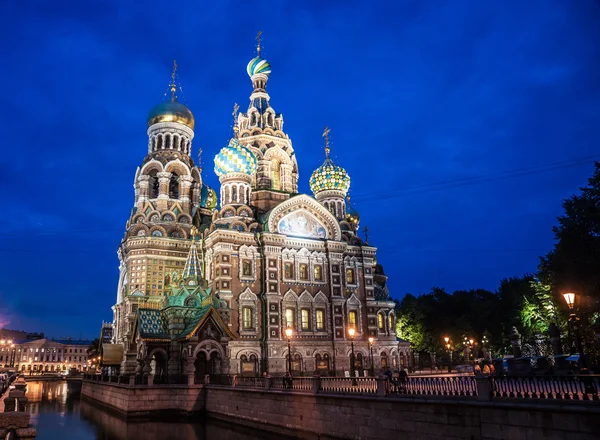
{"left": 190, "top": 225, "right": 198, "bottom": 241}
{"left": 256, "top": 30, "right": 262, "bottom": 56}
{"left": 323, "top": 126, "right": 331, "bottom": 159}
{"left": 169, "top": 60, "right": 178, "bottom": 100}
{"left": 232, "top": 102, "right": 240, "bottom": 136}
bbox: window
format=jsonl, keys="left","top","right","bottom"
{"left": 242, "top": 260, "right": 252, "bottom": 276}
{"left": 284, "top": 263, "right": 294, "bottom": 279}
{"left": 378, "top": 313, "right": 384, "bottom": 330}
{"left": 299, "top": 264, "right": 308, "bottom": 280}
{"left": 242, "top": 307, "right": 253, "bottom": 329}
{"left": 301, "top": 309, "right": 310, "bottom": 330}
{"left": 388, "top": 315, "right": 394, "bottom": 333}
{"left": 314, "top": 265, "right": 323, "bottom": 281}
{"left": 285, "top": 308, "right": 295, "bottom": 328}
{"left": 349, "top": 310, "right": 357, "bottom": 327}
{"left": 169, "top": 173, "right": 179, "bottom": 198}
{"left": 316, "top": 309, "right": 325, "bottom": 330}
{"left": 346, "top": 268, "right": 355, "bottom": 284}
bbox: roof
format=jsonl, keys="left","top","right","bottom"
{"left": 14, "top": 338, "right": 91, "bottom": 347}
{"left": 137, "top": 309, "right": 169, "bottom": 339}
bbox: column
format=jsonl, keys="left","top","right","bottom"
{"left": 137, "top": 175, "right": 150, "bottom": 209}
{"left": 156, "top": 171, "right": 171, "bottom": 210}
{"left": 179, "top": 175, "right": 193, "bottom": 211}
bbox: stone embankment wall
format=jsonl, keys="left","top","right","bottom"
{"left": 204, "top": 387, "right": 600, "bottom": 440}
{"left": 81, "top": 381, "right": 204, "bottom": 419}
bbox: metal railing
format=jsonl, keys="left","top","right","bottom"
{"left": 493, "top": 375, "right": 599, "bottom": 401}
{"left": 386, "top": 376, "right": 478, "bottom": 397}
{"left": 320, "top": 377, "right": 378, "bottom": 394}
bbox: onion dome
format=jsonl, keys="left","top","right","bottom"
{"left": 346, "top": 200, "right": 360, "bottom": 228}
{"left": 247, "top": 56, "right": 271, "bottom": 78}
{"left": 148, "top": 61, "right": 195, "bottom": 129}
{"left": 200, "top": 183, "right": 217, "bottom": 210}
{"left": 214, "top": 138, "right": 258, "bottom": 177}
{"left": 309, "top": 157, "right": 351, "bottom": 195}
{"left": 148, "top": 100, "right": 195, "bottom": 130}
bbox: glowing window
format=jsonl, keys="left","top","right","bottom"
{"left": 316, "top": 310, "right": 325, "bottom": 330}
{"left": 301, "top": 309, "right": 310, "bottom": 330}
{"left": 346, "top": 269, "right": 355, "bottom": 284}
{"left": 378, "top": 314, "right": 384, "bottom": 330}
{"left": 349, "top": 311, "right": 357, "bottom": 327}
{"left": 242, "top": 260, "right": 252, "bottom": 276}
{"left": 299, "top": 264, "right": 308, "bottom": 280}
{"left": 242, "top": 307, "right": 253, "bottom": 329}
{"left": 285, "top": 308, "right": 295, "bottom": 328}
{"left": 314, "top": 265, "right": 323, "bottom": 281}
{"left": 284, "top": 263, "right": 294, "bottom": 279}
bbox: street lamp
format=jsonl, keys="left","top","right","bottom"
{"left": 368, "top": 337, "right": 375, "bottom": 376}
{"left": 285, "top": 327, "right": 293, "bottom": 377}
{"left": 562, "top": 292, "right": 587, "bottom": 370}
{"left": 348, "top": 327, "right": 356, "bottom": 385}
{"left": 444, "top": 336, "right": 452, "bottom": 373}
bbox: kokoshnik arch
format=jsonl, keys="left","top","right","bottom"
{"left": 109, "top": 40, "right": 408, "bottom": 381}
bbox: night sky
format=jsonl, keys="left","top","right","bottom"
{"left": 1, "top": 1, "right": 599, "bottom": 339}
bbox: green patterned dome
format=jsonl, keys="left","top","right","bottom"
{"left": 247, "top": 56, "right": 271, "bottom": 78}
{"left": 309, "top": 158, "right": 351, "bottom": 196}
{"left": 214, "top": 138, "right": 258, "bottom": 177}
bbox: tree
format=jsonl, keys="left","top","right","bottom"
{"left": 540, "top": 162, "right": 600, "bottom": 312}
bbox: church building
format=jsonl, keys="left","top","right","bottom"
{"left": 109, "top": 39, "right": 409, "bottom": 380}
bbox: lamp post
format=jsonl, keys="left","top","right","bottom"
{"left": 444, "top": 337, "right": 452, "bottom": 373}
{"left": 348, "top": 327, "right": 356, "bottom": 385}
{"left": 368, "top": 337, "right": 375, "bottom": 376}
{"left": 9, "top": 343, "right": 15, "bottom": 368}
{"left": 285, "top": 327, "right": 293, "bottom": 377}
{"left": 563, "top": 292, "right": 587, "bottom": 370}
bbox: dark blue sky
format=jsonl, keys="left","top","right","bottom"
{"left": 1, "top": 1, "right": 599, "bottom": 339}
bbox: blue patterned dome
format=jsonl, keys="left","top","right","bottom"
{"left": 214, "top": 138, "right": 258, "bottom": 177}
{"left": 247, "top": 56, "right": 271, "bottom": 78}
{"left": 200, "top": 183, "right": 217, "bottom": 210}
{"left": 309, "top": 158, "right": 351, "bottom": 195}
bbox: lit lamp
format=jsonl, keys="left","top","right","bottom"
{"left": 562, "top": 292, "right": 587, "bottom": 370}
{"left": 285, "top": 327, "right": 293, "bottom": 376}
{"left": 348, "top": 327, "right": 357, "bottom": 385}
{"left": 563, "top": 292, "right": 575, "bottom": 310}
{"left": 368, "top": 336, "right": 375, "bottom": 376}
{"left": 444, "top": 336, "right": 452, "bottom": 372}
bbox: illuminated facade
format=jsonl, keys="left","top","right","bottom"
{"left": 111, "top": 46, "right": 408, "bottom": 379}
{"left": 2, "top": 339, "right": 90, "bottom": 373}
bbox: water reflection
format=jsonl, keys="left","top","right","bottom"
{"left": 25, "top": 380, "right": 293, "bottom": 439}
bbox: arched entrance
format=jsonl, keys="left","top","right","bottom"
{"left": 193, "top": 344, "right": 224, "bottom": 383}
{"left": 315, "top": 353, "right": 330, "bottom": 375}
{"left": 150, "top": 350, "right": 168, "bottom": 383}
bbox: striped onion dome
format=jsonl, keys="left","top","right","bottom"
{"left": 247, "top": 56, "right": 271, "bottom": 78}
{"left": 214, "top": 138, "right": 258, "bottom": 177}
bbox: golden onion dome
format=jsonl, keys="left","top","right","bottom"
{"left": 147, "top": 99, "right": 195, "bottom": 130}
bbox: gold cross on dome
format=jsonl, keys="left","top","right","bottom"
{"left": 256, "top": 30, "right": 262, "bottom": 56}
{"left": 322, "top": 126, "right": 331, "bottom": 158}
{"left": 363, "top": 225, "right": 370, "bottom": 245}
{"left": 170, "top": 60, "right": 178, "bottom": 99}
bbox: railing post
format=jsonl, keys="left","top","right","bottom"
{"left": 232, "top": 375, "right": 237, "bottom": 388}
{"left": 376, "top": 376, "right": 387, "bottom": 396}
{"left": 129, "top": 375, "right": 135, "bottom": 387}
{"left": 312, "top": 375, "right": 321, "bottom": 394}
{"left": 204, "top": 374, "right": 210, "bottom": 385}
{"left": 147, "top": 375, "right": 154, "bottom": 386}
{"left": 265, "top": 375, "right": 272, "bottom": 390}
{"left": 475, "top": 375, "right": 492, "bottom": 401}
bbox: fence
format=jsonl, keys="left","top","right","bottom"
{"left": 206, "top": 374, "right": 600, "bottom": 403}
{"left": 493, "top": 375, "right": 600, "bottom": 401}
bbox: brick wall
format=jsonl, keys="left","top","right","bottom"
{"left": 204, "top": 387, "right": 600, "bottom": 440}
{"left": 81, "top": 381, "right": 204, "bottom": 419}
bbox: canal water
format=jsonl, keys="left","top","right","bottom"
{"left": 25, "top": 380, "right": 290, "bottom": 439}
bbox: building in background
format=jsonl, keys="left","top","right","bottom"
{"left": 110, "top": 42, "right": 408, "bottom": 380}
{"left": 2, "top": 339, "right": 91, "bottom": 373}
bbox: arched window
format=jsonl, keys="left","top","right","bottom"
{"left": 314, "top": 265, "right": 323, "bottom": 281}
{"left": 231, "top": 185, "right": 238, "bottom": 203}
{"left": 149, "top": 170, "right": 159, "bottom": 198}
{"left": 346, "top": 268, "right": 355, "bottom": 284}
{"left": 242, "top": 260, "right": 252, "bottom": 276}
{"left": 381, "top": 352, "right": 388, "bottom": 368}
{"left": 169, "top": 173, "right": 179, "bottom": 198}
{"left": 299, "top": 264, "right": 308, "bottom": 280}
{"left": 271, "top": 159, "right": 281, "bottom": 190}
{"left": 388, "top": 315, "right": 394, "bottom": 334}
{"left": 242, "top": 307, "right": 254, "bottom": 329}
{"left": 151, "top": 230, "right": 163, "bottom": 237}
{"left": 284, "top": 263, "right": 294, "bottom": 279}
{"left": 165, "top": 134, "right": 171, "bottom": 149}
{"left": 378, "top": 313, "right": 384, "bottom": 330}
